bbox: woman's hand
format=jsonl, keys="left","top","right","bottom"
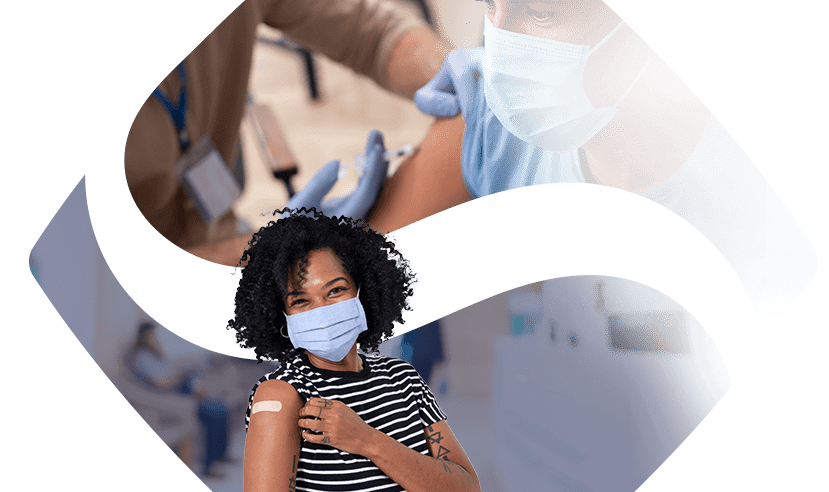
{"left": 298, "top": 398, "right": 377, "bottom": 455}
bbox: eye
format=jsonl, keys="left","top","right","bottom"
{"left": 288, "top": 297, "right": 307, "bottom": 307}
{"left": 328, "top": 286, "right": 348, "bottom": 296}
{"left": 528, "top": 9, "right": 551, "bottom": 22}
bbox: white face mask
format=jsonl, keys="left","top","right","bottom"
{"left": 284, "top": 292, "right": 368, "bottom": 362}
{"left": 482, "top": 16, "right": 652, "bottom": 153}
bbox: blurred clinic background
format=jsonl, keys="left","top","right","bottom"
{"left": 33, "top": 181, "right": 729, "bottom": 492}
{"left": 195, "top": 0, "right": 486, "bottom": 234}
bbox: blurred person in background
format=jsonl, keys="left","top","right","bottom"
{"left": 400, "top": 320, "right": 445, "bottom": 387}
{"left": 126, "top": 322, "right": 231, "bottom": 477}
{"left": 126, "top": 0, "right": 450, "bottom": 267}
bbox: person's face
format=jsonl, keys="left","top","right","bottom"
{"left": 481, "top": 0, "right": 599, "bottom": 40}
{"left": 283, "top": 248, "right": 357, "bottom": 316}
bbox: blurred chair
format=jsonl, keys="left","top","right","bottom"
{"left": 257, "top": 35, "right": 321, "bottom": 101}
{"left": 249, "top": 1, "right": 436, "bottom": 198}
{"left": 111, "top": 357, "right": 200, "bottom": 470}
{"left": 246, "top": 95, "right": 300, "bottom": 197}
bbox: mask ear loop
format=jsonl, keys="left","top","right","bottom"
{"left": 587, "top": 21, "right": 625, "bottom": 56}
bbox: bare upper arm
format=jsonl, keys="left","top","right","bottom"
{"left": 423, "top": 419, "right": 480, "bottom": 483}
{"left": 368, "top": 116, "right": 471, "bottom": 233}
{"left": 244, "top": 379, "right": 304, "bottom": 492}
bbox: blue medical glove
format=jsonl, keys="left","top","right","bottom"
{"left": 286, "top": 130, "right": 388, "bottom": 220}
{"left": 414, "top": 48, "right": 483, "bottom": 119}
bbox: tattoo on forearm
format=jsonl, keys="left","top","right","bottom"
{"left": 432, "top": 456, "right": 453, "bottom": 473}
{"left": 426, "top": 425, "right": 453, "bottom": 472}
{"left": 288, "top": 454, "right": 297, "bottom": 492}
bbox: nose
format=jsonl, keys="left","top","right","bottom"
{"left": 489, "top": 7, "right": 527, "bottom": 34}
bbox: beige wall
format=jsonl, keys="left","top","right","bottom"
{"left": 438, "top": 281, "right": 544, "bottom": 398}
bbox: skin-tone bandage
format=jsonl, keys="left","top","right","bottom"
{"left": 252, "top": 401, "right": 283, "bottom": 414}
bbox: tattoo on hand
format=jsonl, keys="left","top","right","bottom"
{"left": 321, "top": 399, "right": 333, "bottom": 408}
{"left": 322, "top": 436, "right": 331, "bottom": 444}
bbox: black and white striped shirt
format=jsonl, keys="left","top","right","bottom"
{"left": 246, "top": 352, "right": 447, "bottom": 492}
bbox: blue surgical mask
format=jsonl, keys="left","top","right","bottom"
{"left": 483, "top": 16, "right": 652, "bottom": 153}
{"left": 284, "top": 293, "right": 368, "bottom": 362}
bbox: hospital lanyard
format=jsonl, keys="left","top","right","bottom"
{"left": 152, "top": 62, "right": 190, "bottom": 152}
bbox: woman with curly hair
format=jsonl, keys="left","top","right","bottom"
{"left": 229, "top": 209, "right": 481, "bottom": 492}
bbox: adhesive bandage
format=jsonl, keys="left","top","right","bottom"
{"left": 252, "top": 400, "right": 283, "bottom": 414}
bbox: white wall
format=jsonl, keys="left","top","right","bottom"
{"left": 440, "top": 290, "right": 511, "bottom": 398}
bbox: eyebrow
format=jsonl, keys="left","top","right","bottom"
{"left": 285, "top": 277, "right": 350, "bottom": 298}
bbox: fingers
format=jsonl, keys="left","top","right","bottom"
{"left": 414, "top": 63, "right": 461, "bottom": 118}
{"left": 297, "top": 417, "right": 324, "bottom": 432}
{"left": 299, "top": 159, "right": 340, "bottom": 206}
{"left": 448, "top": 48, "right": 483, "bottom": 119}
{"left": 414, "top": 86, "right": 460, "bottom": 118}
{"left": 336, "top": 134, "right": 389, "bottom": 220}
{"left": 286, "top": 159, "right": 340, "bottom": 212}
{"left": 300, "top": 398, "right": 336, "bottom": 415}
{"left": 364, "top": 129, "right": 385, "bottom": 156}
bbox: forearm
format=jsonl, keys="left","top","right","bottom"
{"left": 362, "top": 428, "right": 480, "bottom": 492}
{"left": 385, "top": 26, "right": 451, "bottom": 99}
{"left": 185, "top": 233, "right": 252, "bottom": 267}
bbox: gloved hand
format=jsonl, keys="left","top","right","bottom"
{"left": 414, "top": 48, "right": 483, "bottom": 119}
{"left": 286, "top": 130, "right": 388, "bottom": 220}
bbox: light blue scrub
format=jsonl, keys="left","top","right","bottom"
{"left": 457, "top": 61, "right": 816, "bottom": 320}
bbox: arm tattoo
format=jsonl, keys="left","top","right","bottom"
{"left": 288, "top": 454, "right": 297, "bottom": 492}
{"left": 426, "top": 425, "right": 453, "bottom": 472}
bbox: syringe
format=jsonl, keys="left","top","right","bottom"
{"left": 338, "top": 144, "right": 420, "bottom": 180}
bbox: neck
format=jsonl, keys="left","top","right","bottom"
{"left": 575, "top": 20, "right": 711, "bottom": 191}
{"left": 304, "top": 344, "right": 363, "bottom": 372}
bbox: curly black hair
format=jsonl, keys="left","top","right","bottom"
{"left": 227, "top": 208, "right": 416, "bottom": 363}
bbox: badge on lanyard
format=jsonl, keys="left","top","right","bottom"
{"left": 154, "top": 62, "right": 241, "bottom": 223}
{"left": 175, "top": 136, "right": 242, "bottom": 223}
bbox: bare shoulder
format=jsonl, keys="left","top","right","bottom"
{"left": 248, "top": 379, "right": 303, "bottom": 431}
{"left": 252, "top": 379, "right": 303, "bottom": 411}
{"left": 244, "top": 380, "right": 303, "bottom": 492}
{"left": 369, "top": 115, "right": 470, "bottom": 232}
